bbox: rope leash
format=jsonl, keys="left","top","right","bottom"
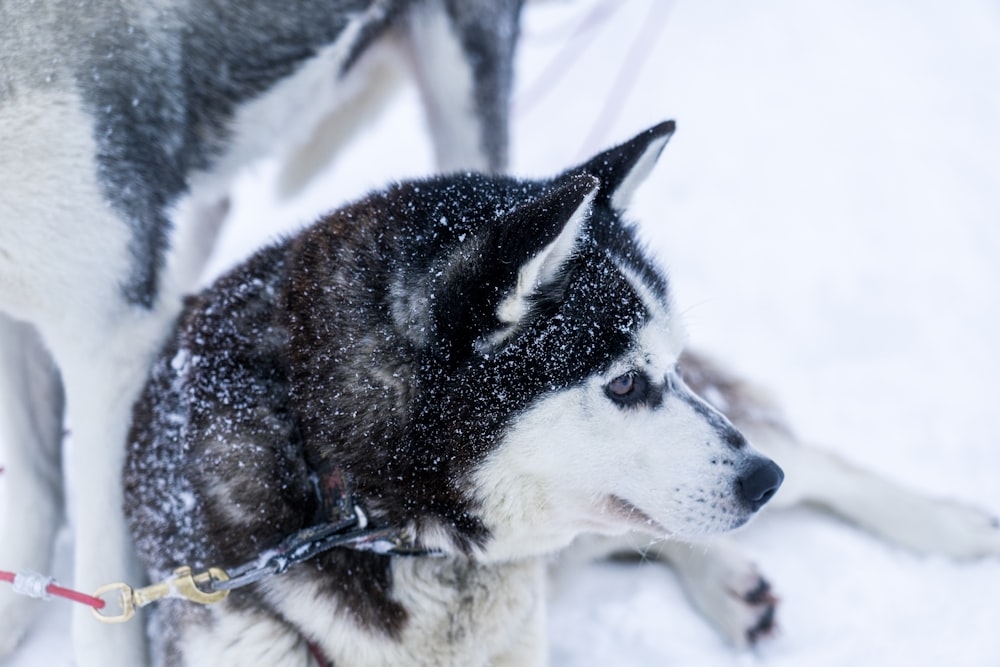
{"left": 0, "top": 570, "right": 107, "bottom": 610}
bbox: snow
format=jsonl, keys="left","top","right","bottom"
{"left": 3, "top": 0, "right": 1000, "bottom": 664}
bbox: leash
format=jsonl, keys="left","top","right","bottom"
{"left": 91, "top": 471, "right": 442, "bottom": 624}
{"left": 1, "top": 468, "right": 441, "bottom": 625}
{"left": 0, "top": 570, "right": 108, "bottom": 610}
{"left": 1, "top": 468, "right": 431, "bottom": 667}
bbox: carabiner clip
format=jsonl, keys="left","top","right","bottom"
{"left": 172, "top": 566, "right": 230, "bottom": 604}
{"left": 91, "top": 566, "right": 231, "bottom": 624}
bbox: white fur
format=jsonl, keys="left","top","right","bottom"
{"left": 0, "top": 88, "right": 141, "bottom": 328}
{"left": 199, "top": 557, "right": 545, "bottom": 667}
{"left": 565, "top": 531, "right": 778, "bottom": 649}
{"left": 747, "top": 422, "right": 1000, "bottom": 557}
{"left": 471, "top": 301, "right": 766, "bottom": 563}
{"left": 180, "top": 606, "right": 314, "bottom": 667}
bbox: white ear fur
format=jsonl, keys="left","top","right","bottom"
{"left": 493, "top": 184, "right": 598, "bottom": 335}
{"left": 609, "top": 133, "right": 671, "bottom": 213}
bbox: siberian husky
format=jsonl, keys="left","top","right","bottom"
{"left": 123, "top": 122, "right": 785, "bottom": 666}
{"left": 124, "top": 119, "right": 1000, "bottom": 664}
{"left": 0, "top": 1, "right": 522, "bottom": 664}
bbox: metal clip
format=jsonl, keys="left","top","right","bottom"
{"left": 172, "top": 566, "right": 231, "bottom": 604}
{"left": 91, "top": 566, "right": 231, "bottom": 624}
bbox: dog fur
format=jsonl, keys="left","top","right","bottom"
{"left": 123, "top": 122, "right": 784, "bottom": 666}
{"left": 0, "top": 1, "right": 522, "bottom": 664}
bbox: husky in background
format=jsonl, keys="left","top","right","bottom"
{"left": 124, "top": 122, "right": 785, "bottom": 666}
{"left": 0, "top": 1, "right": 522, "bottom": 664}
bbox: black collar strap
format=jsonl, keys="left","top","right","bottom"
{"left": 207, "top": 468, "right": 443, "bottom": 594}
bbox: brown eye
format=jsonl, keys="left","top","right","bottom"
{"left": 607, "top": 373, "right": 634, "bottom": 396}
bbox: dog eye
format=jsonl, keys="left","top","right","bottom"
{"left": 607, "top": 373, "right": 634, "bottom": 396}
{"left": 604, "top": 371, "right": 650, "bottom": 406}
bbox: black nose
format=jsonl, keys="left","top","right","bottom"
{"left": 738, "top": 459, "right": 784, "bottom": 510}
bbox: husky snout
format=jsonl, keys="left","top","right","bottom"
{"left": 704, "top": 404, "right": 784, "bottom": 511}
{"left": 679, "top": 380, "right": 784, "bottom": 517}
{"left": 738, "top": 458, "right": 784, "bottom": 511}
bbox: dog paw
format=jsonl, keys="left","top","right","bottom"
{"left": 861, "top": 491, "right": 1000, "bottom": 559}
{"left": 915, "top": 498, "right": 1000, "bottom": 558}
{"left": 702, "top": 562, "right": 778, "bottom": 648}
{"left": 664, "top": 539, "right": 778, "bottom": 648}
{"left": 737, "top": 574, "right": 778, "bottom": 645}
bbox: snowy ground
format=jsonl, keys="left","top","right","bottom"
{"left": 3, "top": 0, "right": 1000, "bottom": 664}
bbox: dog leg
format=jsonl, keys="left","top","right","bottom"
{"left": 565, "top": 534, "right": 776, "bottom": 648}
{"left": 757, "top": 432, "right": 1000, "bottom": 558}
{"left": 652, "top": 538, "right": 777, "bottom": 648}
{"left": 404, "top": 0, "right": 521, "bottom": 173}
{"left": 275, "top": 51, "right": 405, "bottom": 199}
{"left": 54, "top": 307, "right": 181, "bottom": 667}
{"left": 0, "top": 314, "right": 65, "bottom": 656}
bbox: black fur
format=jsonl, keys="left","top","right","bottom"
{"left": 125, "top": 126, "right": 674, "bottom": 646}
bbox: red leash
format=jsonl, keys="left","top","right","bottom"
{"left": 0, "top": 570, "right": 106, "bottom": 610}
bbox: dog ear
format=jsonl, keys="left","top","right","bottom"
{"left": 573, "top": 120, "right": 675, "bottom": 212}
{"left": 429, "top": 174, "right": 599, "bottom": 358}
{"left": 493, "top": 173, "right": 599, "bottom": 331}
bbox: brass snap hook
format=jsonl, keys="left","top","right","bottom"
{"left": 172, "top": 566, "right": 230, "bottom": 604}
{"left": 91, "top": 566, "right": 231, "bottom": 624}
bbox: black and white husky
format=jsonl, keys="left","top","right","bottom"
{"left": 125, "top": 120, "right": 1000, "bottom": 664}
{"left": 124, "top": 122, "right": 785, "bottom": 666}
{"left": 0, "top": 1, "right": 521, "bottom": 664}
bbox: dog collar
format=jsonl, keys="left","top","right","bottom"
{"left": 91, "top": 466, "right": 440, "bottom": 626}
{"left": 212, "top": 466, "right": 443, "bottom": 592}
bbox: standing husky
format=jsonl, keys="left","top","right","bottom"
{"left": 124, "top": 122, "right": 784, "bottom": 666}
{"left": 0, "top": 1, "right": 522, "bottom": 664}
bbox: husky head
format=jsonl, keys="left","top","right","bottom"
{"left": 127, "top": 121, "right": 782, "bottom": 576}
{"left": 367, "top": 121, "right": 784, "bottom": 561}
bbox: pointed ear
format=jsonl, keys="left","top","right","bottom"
{"left": 573, "top": 120, "right": 675, "bottom": 212}
{"left": 429, "top": 174, "right": 599, "bottom": 358}
{"left": 494, "top": 173, "right": 599, "bottom": 330}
